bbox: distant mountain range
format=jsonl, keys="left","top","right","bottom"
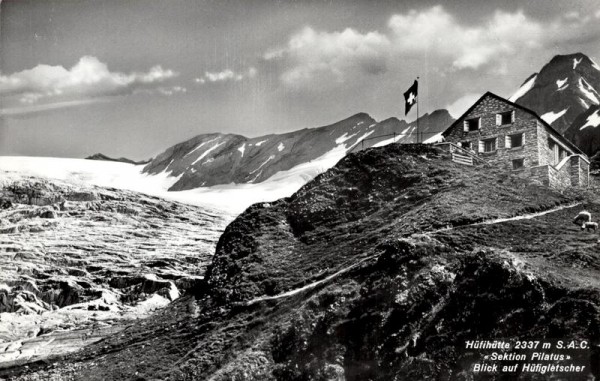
{"left": 142, "top": 110, "right": 454, "bottom": 190}
{"left": 89, "top": 52, "right": 600, "bottom": 190}
{"left": 86, "top": 153, "right": 151, "bottom": 165}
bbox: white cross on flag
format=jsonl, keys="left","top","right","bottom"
{"left": 403, "top": 80, "right": 418, "bottom": 116}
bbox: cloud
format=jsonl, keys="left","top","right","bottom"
{"left": 0, "top": 56, "right": 178, "bottom": 105}
{"left": 387, "top": 6, "right": 544, "bottom": 70}
{"left": 0, "top": 98, "right": 111, "bottom": 118}
{"left": 266, "top": 5, "right": 600, "bottom": 90}
{"left": 264, "top": 26, "right": 390, "bottom": 89}
{"left": 195, "top": 67, "right": 257, "bottom": 84}
{"left": 157, "top": 86, "right": 187, "bottom": 96}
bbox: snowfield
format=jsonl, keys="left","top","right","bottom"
{"left": 1, "top": 128, "right": 419, "bottom": 214}
{"left": 0, "top": 148, "right": 346, "bottom": 214}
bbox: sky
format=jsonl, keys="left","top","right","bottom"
{"left": 2, "top": 0, "right": 600, "bottom": 160}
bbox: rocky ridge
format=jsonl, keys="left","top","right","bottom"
{"left": 85, "top": 153, "right": 151, "bottom": 165}
{"left": 142, "top": 110, "right": 453, "bottom": 190}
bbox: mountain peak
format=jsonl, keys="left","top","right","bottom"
{"left": 544, "top": 52, "right": 596, "bottom": 71}
{"left": 511, "top": 51, "right": 600, "bottom": 134}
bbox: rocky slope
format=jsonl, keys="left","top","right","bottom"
{"left": 10, "top": 144, "right": 600, "bottom": 381}
{"left": 510, "top": 52, "right": 600, "bottom": 134}
{"left": 142, "top": 110, "right": 453, "bottom": 190}
{"left": 0, "top": 179, "right": 229, "bottom": 370}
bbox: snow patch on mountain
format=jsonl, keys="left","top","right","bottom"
{"left": 578, "top": 78, "right": 600, "bottom": 105}
{"left": 192, "top": 141, "right": 225, "bottom": 165}
{"left": 184, "top": 137, "right": 219, "bottom": 158}
{"left": 165, "top": 159, "right": 174, "bottom": 172}
{"left": 509, "top": 74, "right": 537, "bottom": 102}
{"left": 541, "top": 109, "right": 568, "bottom": 124}
{"left": 335, "top": 132, "right": 358, "bottom": 144}
{"left": 348, "top": 130, "right": 375, "bottom": 149}
{"left": 556, "top": 77, "right": 568, "bottom": 90}
{"left": 580, "top": 110, "right": 600, "bottom": 130}
{"left": 255, "top": 139, "right": 267, "bottom": 146}
{"left": 175, "top": 145, "right": 349, "bottom": 213}
{"left": 238, "top": 144, "right": 246, "bottom": 157}
{"left": 371, "top": 135, "right": 400, "bottom": 148}
{"left": 423, "top": 132, "right": 444, "bottom": 144}
{"left": 277, "top": 143, "right": 285, "bottom": 152}
{"left": 592, "top": 58, "right": 600, "bottom": 71}
{"left": 249, "top": 155, "right": 275, "bottom": 175}
{"left": 573, "top": 57, "right": 583, "bottom": 69}
{"left": 370, "top": 126, "right": 415, "bottom": 148}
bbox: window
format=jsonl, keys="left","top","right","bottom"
{"left": 460, "top": 141, "right": 472, "bottom": 150}
{"left": 496, "top": 111, "right": 515, "bottom": 126}
{"left": 512, "top": 158, "right": 524, "bottom": 170}
{"left": 505, "top": 133, "right": 523, "bottom": 148}
{"left": 479, "top": 138, "right": 497, "bottom": 153}
{"left": 463, "top": 118, "right": 480, "bottom": 132}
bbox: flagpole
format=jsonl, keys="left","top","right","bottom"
{"left": 416, "top": 76, "right": 420, "bottom": 143}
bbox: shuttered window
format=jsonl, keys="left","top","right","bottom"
{"left": 497, "top": 111, "right": 513, "bottom": 125}
{"left": 505, "top": 133, "right": 523, "bottom": 149}
{"left": 464, "top": 118, "right": 480, "bottom": 131}
{"left": 511, "top": 133, "right": 523, "bottom": 147}
{"left": 480, "top": 138, "right": 496, "bottom": 153}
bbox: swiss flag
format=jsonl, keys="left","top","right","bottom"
{"left": 404, "top": 80, "right": 418, "bottom": 116}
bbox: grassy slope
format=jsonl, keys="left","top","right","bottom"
{"left": 9, "top": 144, "right": 600, "bottom": 381}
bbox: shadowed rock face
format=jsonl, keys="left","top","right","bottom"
{"left": 8, "top": 145, "right": 600, "bottom": 381}
{"left": 142, "top": 111, "right": 454, "bottom": 190}
{"left": 564, "top": 104, "right": 600, "bottom": 157}
{"left": 513, "top": 52, "right": 600, "bottom": 134}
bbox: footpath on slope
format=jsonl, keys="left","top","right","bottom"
{"left": 242, "top": 201, "right": 583, "bottom": 306}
